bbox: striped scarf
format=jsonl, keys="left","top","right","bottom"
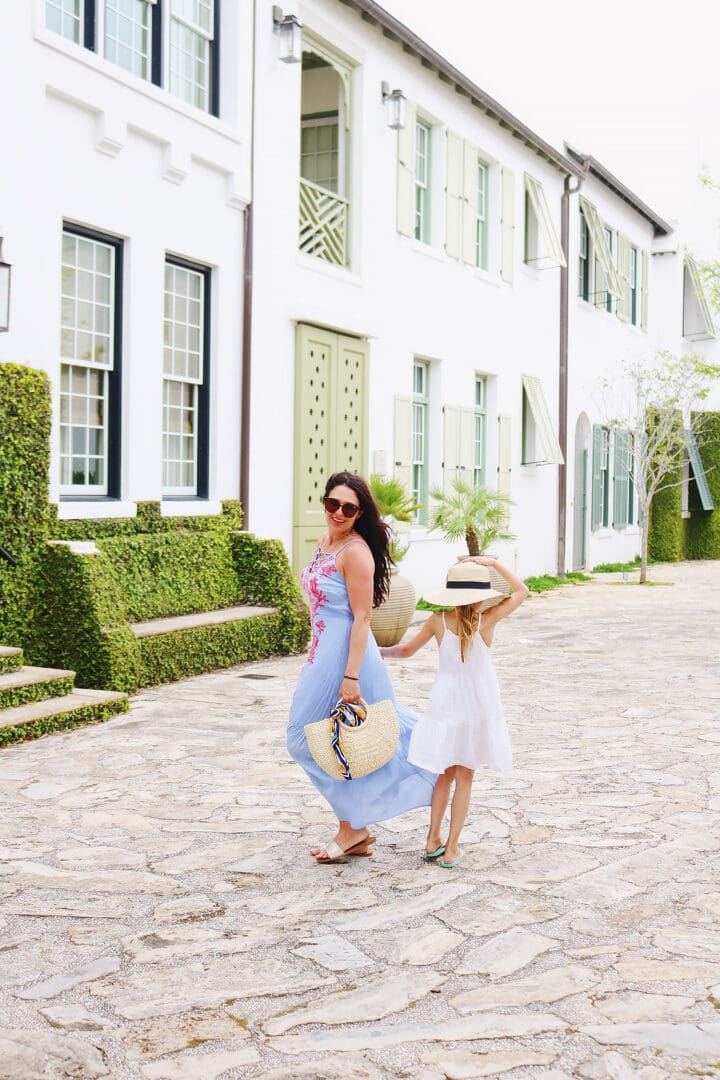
{"left": 329, "top": 700, "right": 367, "bottom": 780}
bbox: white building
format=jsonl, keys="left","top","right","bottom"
{"left": 1, "top": 0, "right": 717, "bottom": 587}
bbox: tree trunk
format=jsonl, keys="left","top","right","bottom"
{"left": 465, "top": 526, "right": 480, "bottom": 556}
{"left": 639, "top": 511, "right": 649, "bottom": 584}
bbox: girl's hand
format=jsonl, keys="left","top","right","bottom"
{"left": 462, "top": 555, "right": 496, "bottom": 566}
{"left": 340, "top": 676, "right": 361, "bottom": 704}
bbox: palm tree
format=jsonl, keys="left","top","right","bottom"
{"left": 369, "top": 474, "right": 421, "bottom": 563}
{"left": 428, "top": 478, "right": 515, "bottom": 556}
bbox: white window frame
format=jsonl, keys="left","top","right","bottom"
{"left": 45, "top": 0, "right": 83, "bottom": 42}
{"left": 476, "top": 161, "right": 489, "bottom": 271}
{"left": 162, "top": 259, "right": 207, "bottom": 497}
{"left": 474, "top": 374, "right": 487, "bottom": 486}
{"left": 103, "top": 0, "right": 152, "bottom": 80}
{"left": 59, "top": 230, "right": 117, "bottom": 497}
{"left": 415, "top": 119, "right": 432, "bottom": 245}
{"left": 629, "top": 245, "right": 639, "bottom": 326}
{"left": 412, "top": 360, "right": 429, "bottom": 521}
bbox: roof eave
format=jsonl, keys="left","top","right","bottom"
{"left": 566, "top": 146, "right": 672, "bottom": 236}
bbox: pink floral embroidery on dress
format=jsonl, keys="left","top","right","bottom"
{"left": 305, "top": 554, "right": 333, "bottom": 664}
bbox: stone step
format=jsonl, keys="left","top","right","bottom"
{"left": 0, "top": 666, "right": 75, "bottom": 711}
{"left": 0, "top": 688, "right": 129, "bottom": 749}
{"left": 130, "top": 605, "right": 277, "bottom": 638}
{"left": 0, "top": 646, "right": 23, "bottom": 674}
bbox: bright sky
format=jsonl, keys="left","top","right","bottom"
{"left": 379, "top": 0, "right": 720, "bottom": 232}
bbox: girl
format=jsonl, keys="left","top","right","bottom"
{"left": 380, "top": 555, "right": 528, "bottom": 868}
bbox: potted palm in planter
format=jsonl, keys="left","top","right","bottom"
{"left": 369, "top": 474, "right": 420, "bottom": 646}
{"left": 428, "top": 478, "right": 516, "bottom": 600}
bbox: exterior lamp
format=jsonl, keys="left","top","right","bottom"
{"left": 0, "top": 238, "right": 10, "bottom": 333}
{"left": 273, "top": 6, "right": 302, "bottom": 64}
{"left": 381, "top": 81, "right": 406, "bottom": 130}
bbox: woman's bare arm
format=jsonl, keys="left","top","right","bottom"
{"left": 337, "top": 543, "right": 375, "bottom": 701}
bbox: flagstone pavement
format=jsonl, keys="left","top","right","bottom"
{"left": 1, "top": 560, "right": 720, "bottom": 1080}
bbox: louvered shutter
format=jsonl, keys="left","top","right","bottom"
{"left": 445, "top": 131, "right": 464, "bottom": 260}
{"left": 393, "top": 395, "right": 413, "bottom": 493}
{"left": 500, "top": 168, "right": 515, "bottom": 284}
{"left": 640, "top": 251, "right": 649, "bottom": 332}
{"left": 616, "top": 235, "right": 631, "bottom": 323}
{"left": 497, "top": 414, "right": 512, "bottom": 496}
{"left": 397, "top": 103, "right": 416, "bottom": 239}
{"left": 591, "top": 425, "right": 603, "bottom": 531}
{"left": 462, "top": 142, "right": 479, "bottom": 267}
{"left": 442, "top": 404, "right": 460, "bottom": 489}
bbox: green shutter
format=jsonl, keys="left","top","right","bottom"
{"left": 500, "top": 167, "right": 515, "bottom": 284}
{"left": 591, "top": 424, "right": 603, "bottom": 531}
{"left": 640, "top": 250, "right": 649, "bottom": 332}
{"left": 397, "top": 102, "right": 416, "bottom": 239}
{"left": 461, "top": 141, "right": 479, "bottom": 267}
{"left": 442, "top": 403, "right": 460, "bottom": 489}
{"left": 497, "top": 414, "right": 512, "bottom": 496}
{"left": 686, "top": 430, "right": 715, "bottom": 510}
{"left": 445, "top": 131, "right": 464, "bottom": 260}
{"left": 579, "top": 196, "right": 622, "bottom": 296}
{"left": 525, "top": 174, "right": 567, "bottom": 268}
{"left": 613, "top": 429, "right": 629, "bottom": 528}
{"left": 393, "top": 395, "right": 413, "bottom": 494}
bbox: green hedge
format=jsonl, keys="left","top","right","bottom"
{"left": 647, "top": 470, "right": 684, "bottom": 563}
{"left": 0, "top": 364, "right": 51, "bottom": 646}
{"left": 233, "top": 533, "right": 310, "bottom": 655}
{"left": 97, "top": 532, "right": 242, "bottom": 621}
{"left": 0, "top": 674, "right": 75, "bottom": 711}
{"left": 685, "top": 412, "right": 720, "bottom": 559}
{"left": 0, "top": 697, "right": 129, "bottom": 749}
{"left": 48, "top": 499, "right": 243, "bottom": 539}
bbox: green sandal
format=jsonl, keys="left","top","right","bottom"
{"left": 422, "top": 845, "right": 446, "bottom": 861}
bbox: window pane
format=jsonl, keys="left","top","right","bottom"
{"left": 60, "top": 232, "right": 115, "bottom": 369}
{"left": 163, "top": 262, "right": 205, "bottom": 380}
{"left": 104, "top": 0, "right": 151, "bottom": 79}
{"left": 60, "top": 363, "right": 108, "bottom": 493}
{"left": 46, "top": 0, "right": 81, "bottom": 42}
{"left": 170, "top": 19, "right": 210, "bottom": 111}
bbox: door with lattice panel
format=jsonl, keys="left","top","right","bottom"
{"left": 293, "top": 324, "right": 368, "bottom": 574}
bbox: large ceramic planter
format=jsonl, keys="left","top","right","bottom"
{"left": 370, "top": 569, "right": 417, "bottom": 647}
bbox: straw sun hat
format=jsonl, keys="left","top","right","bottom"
{"left": 422, "top": 561, "right": 506, "bottom": 610}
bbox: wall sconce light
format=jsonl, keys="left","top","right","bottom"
{"left": 381, "top": 81, "right": 406, "bottom": 130}
{"left": 273, "top": 5, "right": 302, "bottom": 64}
{"left": 0, "top": 238, "right": 11, "bottom": 333}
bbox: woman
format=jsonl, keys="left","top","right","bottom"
{"left": 287, "top": 471, "right": 436, "bottom": 863}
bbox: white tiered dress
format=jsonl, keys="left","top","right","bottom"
{"left": 407, "top": 614, "right": 513, "bottom": 774}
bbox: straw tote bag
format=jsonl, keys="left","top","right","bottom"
{"left": 304, "top": 698, "right": 399, "bottom": 781}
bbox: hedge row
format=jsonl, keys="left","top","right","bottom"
{"left": 49, "top": 499, "right": 244, "bottom": 539}
{"left": 648, "top": 412, "right": 720, "bottom": 562}
{"left": 0, "top": 364, "right": 51, "bottom": 646}
{"left": 0, "top": 697, "right": 129, "bottom": 750}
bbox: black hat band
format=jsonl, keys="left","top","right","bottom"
{"left": 446, "top": 580, "right": 491, "bottom": 590}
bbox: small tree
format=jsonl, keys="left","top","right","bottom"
{"left": 369, "top": 474, "right": 420, "bottom": 563}
{"left": 428, "top": 478, "right": 515, "bottom": 556}
{"left": 599, "top": 351, "right": 719, "bottom": 583}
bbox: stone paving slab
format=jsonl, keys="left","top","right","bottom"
{"left": 1, "top": 561, "right": 720, "bottom": 1078}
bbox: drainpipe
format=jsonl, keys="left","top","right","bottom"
{"left": 557, "top": 166, "right": 585, "bottom": 578}
{"left": 239, "top": 0, "right": 258, "bottom": 528}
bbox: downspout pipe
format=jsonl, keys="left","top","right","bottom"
{"left": 239, "top": 0, "right": 257, "bottom": 527}
{"left": 557, "top": 166, "right": 586, "bottom": 578}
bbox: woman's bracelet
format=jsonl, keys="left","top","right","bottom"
{"left": 343, "top": 674, "right": 359, "bottom": 681}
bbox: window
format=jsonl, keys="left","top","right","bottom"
{"left": 300, "top": 116, "right": 339, "bottom": 194}
{"left": 603, "top": 227, "right": 614, "bottom": 312}
{"left": 59, "top": 227, "right": 122, "bottom": 497}
{"left": 476, "top": 162, "right": 489, "bottom": 270}
{"left": 163, "top": 258, "right": 210, "bottom": 496}
{"left": 683, "top": 256, "right": 716, "bottom": 341}
{"left": 412, "top": 360, "right": 429, "bottom": 520}
{"left": 613, "top": 429, "right": 634, "bottom": 529}
{"left": 629, "top": 245, "right": 639, "bottom": 326}
{"left": 591, "top": 424, "right": 610, "bottom": 531}
{"left": 45, "top": 0, "right": 219, "bottom": 116}
{"left": 578, "top": 211, "right": 590, "bottom": 301}
{"left": 46, "top": 0, "right": 82, "bottom": 42}
{"left": 415, "top": 120, "right": 431, "bottom": 244}
{"left": 474, "top": 375, "right": 487, "bottom": 486}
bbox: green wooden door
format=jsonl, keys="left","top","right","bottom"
{"left": 293, "top": 324, "right": 368, "bottom": 574}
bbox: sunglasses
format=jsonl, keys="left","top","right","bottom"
{"left": 323, "top": 496, "right": 361, "bottom": 518}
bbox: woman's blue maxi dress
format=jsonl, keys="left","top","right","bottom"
{"left": 287, "top": 542, "right": 436, "bottom": 830}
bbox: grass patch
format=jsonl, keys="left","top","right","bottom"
{"left": 416, "top": 598, "right": 447, "bottom": 612}
{"left": 592, "top": 556, "right": 657, "bottom": 573}
{"left": 524, "top": 573, "right": 590, "bottom": 593}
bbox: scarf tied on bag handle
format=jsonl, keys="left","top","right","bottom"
{"left": 329, "top": 700, "right": 367, "bottom": 780}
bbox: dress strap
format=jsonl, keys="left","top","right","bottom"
{"left": 333, "top": 536, "right": 366, "bottom": 556}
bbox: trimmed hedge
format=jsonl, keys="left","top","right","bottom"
{"left": 49, "top": 499, "right": 244, "bottom": 540}
{"left": 0, "top": 651, "right": 23, "bottom": 674}
{"left": 647, "top": 470, "right": 684, "bottom": 563}
{"left": 685, "top": 412, "right": 720, "bottom": 559}
{"left": 0, "top": 364, "right": 51, "bottom": 646}
{"left": 0, "top": 674, "right": 75, "bottom": 712}
{"left": 97, "top": 532, "right": 242, "bottom": 621}
{"left": 233, "top": 533, "right": 310, "bottom": 654}
{"left": 0, "top": 696, "right": 129, "bottom": 749}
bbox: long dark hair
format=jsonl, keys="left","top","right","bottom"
{"left": 324, "top": 471, "right": 392, "bottom": 608}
